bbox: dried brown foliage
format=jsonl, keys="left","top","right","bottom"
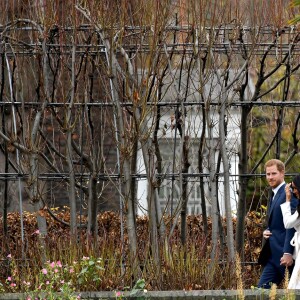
{"left": 0, "top": 209, "right": 264, "bottom": 290}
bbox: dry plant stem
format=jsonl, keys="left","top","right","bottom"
{"left": 235, "top": 253, "right": 244, "bottom": 300}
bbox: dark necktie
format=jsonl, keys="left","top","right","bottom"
{"left": 271, "top": 191, "right": 274, "bottom": 201}
{"left": 266, "top": 191, "right": 275, "bottom": 220}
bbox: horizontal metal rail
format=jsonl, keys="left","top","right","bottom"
{"left": 0, "top": 172, "right": 296, "bottom": 181}
{"left": 0, "top": 24, "right": 297, "bottom": 33}
{"left": 0, "top": 101, "right": 299, "bottom": 107}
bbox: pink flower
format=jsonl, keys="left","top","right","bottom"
{"left": 7, "top": 277, "right": 11, "bottom": 281}
{"left": 46, "top": 281, "right": 50, "bottom": 285}
{"left": 69, "top": 268, "right": 74, "bottom": 273}
{"left": 50, "top": 262, "right": 55, "bottom": 268}
{"left": 60, "top": 280, "right": 65, "bottom": 284}
{"left": 54, "top": 268, "right": 58, "bottom": 273}
{"left": 7, "top": 254, "right": 12, "bottom": 258}
{"left": 34, "top": 230, "right": 40, "bottom": 235}
{"left": 42, "top": 268, "right": 48, "bottom": 275}
{"left": 116, "top": 291, "right": 122, "bottom": 297}
{"left": 10, "top": 283, "right": 16, "bottom": 287}
{"left": 57, "top": 261, "right": 62, "bottom": 268}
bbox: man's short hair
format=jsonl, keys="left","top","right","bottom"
{"left": 264, "top": 159, "right": 285, "bottom": 172}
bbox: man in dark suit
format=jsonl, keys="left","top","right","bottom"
{"left": 258, "top": 159, "right": 297, "bottom": 289}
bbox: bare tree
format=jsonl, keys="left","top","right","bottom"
{"left": 1, "top": 0, "right": 300, "bottom": 277}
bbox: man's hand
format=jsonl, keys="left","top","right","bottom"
{"left": 280, "top": 254, "right": 294, "bottom": 267}
{"left": 263, "top": 229, "right": 272, "bottom": 239}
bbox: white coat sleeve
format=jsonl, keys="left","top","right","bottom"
{"left": 280, "top": 202, "right": 300, "bottom": 228}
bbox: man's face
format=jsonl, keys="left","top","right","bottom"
{"left": 266, "top": 165, "right": 284, "bottom": 189}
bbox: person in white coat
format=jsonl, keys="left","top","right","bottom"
{"left": 281, "top": 174, "right": 300, "bottom": 289}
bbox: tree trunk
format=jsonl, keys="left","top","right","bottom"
{"left": 198, "top": 104, "right": 208, "bottom": 234}
{"left": 207, "top": 134, "right": 219, "bottom": 260}
{"left": 236, "top": 107, "right": 250, "bottom": 257}
{"left": 87, "top": 175, "right": 98, "bottom": 236}
{"left": 180, "top": 136, "right": 190, "bottom": 246}
{"left": 219, "top": 93, "right": 235, "bottom": 261}
{"left": 66, "top": 45, "right": 77, "bottom": 236}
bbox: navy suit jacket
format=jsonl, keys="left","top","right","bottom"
{"left": 267, "top": 184, "right": 297, "bottom": 266}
